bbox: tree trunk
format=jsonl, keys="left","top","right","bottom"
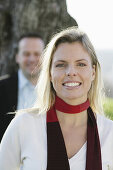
{"left": 0, "top": 0, "right": 77, "bottom": 75}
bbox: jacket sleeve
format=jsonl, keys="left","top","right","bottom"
{"left": 0, "top": 115, "right": 21, "bottom": 170}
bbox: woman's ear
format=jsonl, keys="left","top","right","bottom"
{"left": 50, "top": 73, "right": 52, "bottom": 82}
{"left": 92, "top": 65, "right": 96, "bottom": 81}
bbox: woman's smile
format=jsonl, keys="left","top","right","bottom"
{"left": 62, "top": 81, "right": 82, "bottom": 89}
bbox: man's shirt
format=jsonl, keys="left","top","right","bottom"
{"left": 17, "top": 69, "right": 37, "bottom": 110}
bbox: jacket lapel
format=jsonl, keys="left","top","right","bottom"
{"left": 6, "top": 73, "right": 18, "bottom": 111}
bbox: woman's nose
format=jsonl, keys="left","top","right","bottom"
{"left": 66, "top": 66, "right": 77, "bottom": 76}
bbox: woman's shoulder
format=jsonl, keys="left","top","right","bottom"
{"left": 2, "top": 112, "right": 47, "bottom": 142}
{"left": 97, "top": 113, "right": 113, "bottom": 136}
{"left": 8, "top": 112, "right": 46, "bottom": 131}
{"left": 15, "top": 111, "right": 46, "bottom": 120}
{"left": 97, "top": 113, "right": 113, "bottom": 126}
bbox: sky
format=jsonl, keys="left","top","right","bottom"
{"left": 66, "top": 0, "right": 113, "bottom": 50}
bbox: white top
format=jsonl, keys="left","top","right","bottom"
{"left": 0, "top": 113, "right": 113, "bottom": 170}
{"left": 17, "top": 69, "right": 37, "bottom": 110}
{"left": 69, "top": 142, "right": 87, "bottom": 170}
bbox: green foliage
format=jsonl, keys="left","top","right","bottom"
{"left": 103, "top": 97, "right": 113, "bottom": 120}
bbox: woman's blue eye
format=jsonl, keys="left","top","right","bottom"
{"left": 56, "top": 64, "right": 65, "bottom": 67}
{"left": 78, "top": 63, "right": 86, "bottom": 67}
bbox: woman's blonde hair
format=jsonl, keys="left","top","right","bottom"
{"left": 18, "top": 27, "right": 104, "bottom": 115}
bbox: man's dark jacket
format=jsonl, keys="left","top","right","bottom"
{"left": 0, "top": 73, "right": 18, "bottom": 141}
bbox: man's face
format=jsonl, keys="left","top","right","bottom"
{"left": 16, "top": 37, "right": 44, "bottom": 78}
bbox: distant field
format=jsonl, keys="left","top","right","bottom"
{"left": 103, "top": 97, "right": 113, "bottom": 120}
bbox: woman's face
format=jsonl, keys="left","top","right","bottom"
{"left": 50, "top": 42, "right": 95, "bottom": 105}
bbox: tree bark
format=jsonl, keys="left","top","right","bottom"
{"left": 0, "top": 0, "right": 78, "bottom": 75}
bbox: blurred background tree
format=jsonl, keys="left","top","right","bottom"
{"left": 0, "top": 0, "right": 77, "bottom": 75}
{"left": 0, "top": 0, "right": 112, "bottom": 118}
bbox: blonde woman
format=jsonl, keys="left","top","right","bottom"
{"left": 0, "top": 27, "right": 113, "bottom": 170}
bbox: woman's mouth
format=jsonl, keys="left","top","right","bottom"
{"left": 63, "top": 82, "right": 81, "bottom": 87}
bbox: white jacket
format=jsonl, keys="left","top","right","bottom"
{"left": 0, "top": 112, "right": 113, "bottom": 170}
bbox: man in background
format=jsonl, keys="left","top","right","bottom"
{"left": 0, "top": 33, "right": 45, "bottom": 141}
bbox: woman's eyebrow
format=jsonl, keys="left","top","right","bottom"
{"left": 54, "top": 59, "right": 88, "bottom": 64}
{"left": 54, "top": 60, "right": 66, "bottom": 63}
{"left": 76, "top": 59, "right": 88, "bottom": 62}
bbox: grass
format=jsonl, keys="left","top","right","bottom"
{"left": 103, "top": 97, "right": 113, "bottom": 120}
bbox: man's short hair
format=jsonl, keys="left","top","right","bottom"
{"left": 18, "top": 33, "right": 44, "bottom": 42}
{"left": 16, "top": 32, "right": 44, "bottom": 53}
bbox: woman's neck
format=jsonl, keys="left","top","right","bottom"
{"left": 56, "top": 110, "right": 88, "bottom": 128}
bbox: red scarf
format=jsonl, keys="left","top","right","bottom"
{"left": 46, "top": 96, "right": 102, "bottom": 170}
